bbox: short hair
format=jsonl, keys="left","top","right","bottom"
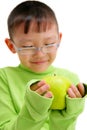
{"left": 7, "top": 0, "right": 59, "bottom": 40}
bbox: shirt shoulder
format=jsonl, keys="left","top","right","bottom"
{"left": 53, "top": 67, "right": 80, "bottom": 85}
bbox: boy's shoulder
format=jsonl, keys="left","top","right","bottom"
{"left": 53, "top": 66, "right": 80, "bottom": 85}
{"left": 0, "top": 65, "right": 19, "bottom": 75}
{"left": 0, "top": 65, "right": 19, "bottom": 70}
{"left": 54, "top": 66, "right": 76, "bottom": 75}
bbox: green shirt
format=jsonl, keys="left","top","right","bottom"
{"left": 0, "top": 64, "right": 86, "bottom": 130}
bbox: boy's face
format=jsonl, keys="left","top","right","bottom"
{"left": 5, "top": 23, "right": 62, "bottom": 73}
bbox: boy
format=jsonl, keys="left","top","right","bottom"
{"left": 0, "top": 1, "right": 86, "bottom": 130}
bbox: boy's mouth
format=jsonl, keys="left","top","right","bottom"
{"left": 31, "top": 60, "right": 48, "bottom": 65}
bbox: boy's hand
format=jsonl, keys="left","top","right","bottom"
{"left": 30, "top": 80, "right": 53, "bottom": 98}
{"left": 67, "top": 83, "right": 85, "bottom": 98}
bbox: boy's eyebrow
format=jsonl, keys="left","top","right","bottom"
{"left": 44, "top": 35, "right": 58, "bottom": 41}
{"left": 14, "top": 34, "right": 58, "bottom": 44}
{"left": 16, "top": 39, "right": 33, "bottom": 43}
{"left": 16, "top": 36, "right": 58, "bottom": 43}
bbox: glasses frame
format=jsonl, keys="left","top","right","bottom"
{"left": 12, "top": 42, "right": 60, "bottom": 55}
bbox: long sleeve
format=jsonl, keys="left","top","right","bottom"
{"left": 0, "top": 76, "right": 53, "bottom": 130}
{"left": 49, "top": 95, "right": 86, "bottom": 130}
{"left": 16, "top": 80, "right": 53, "bottom": 130}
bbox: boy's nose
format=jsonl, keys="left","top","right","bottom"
{"left": 34, "top": 48, "right": 45, "bottom": 56}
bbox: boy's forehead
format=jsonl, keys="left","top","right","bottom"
{"left": 13, "top": 23, "right": 58, "bottom": 43}
{"left": 14, "top": 19, "right": 58, "bottom": 34}
{"left": 13, "top": 20, "right": 58, "bottom": 35}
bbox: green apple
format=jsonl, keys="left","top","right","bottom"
{"left": 43, "top": 75, "right": 71, "bottom": 110}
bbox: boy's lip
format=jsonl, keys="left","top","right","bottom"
{"left": 31, "top": 60, "right": 48, "bottom": 64}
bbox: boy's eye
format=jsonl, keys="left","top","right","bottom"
{"left": 45, "top": 43, "right": 55, "bottom": 46}
{"left": 22, "top": 45, "right": 34, "bottom": 48}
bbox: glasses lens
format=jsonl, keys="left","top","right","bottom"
{"left": 43, "top": 44, "right": 58, "bottom": 53}
{"left": 18, "top": 48, "right": 35, "bottom": 55}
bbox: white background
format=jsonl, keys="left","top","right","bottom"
{"left": 0, "top": 0, "right": 87, "bottom": 129}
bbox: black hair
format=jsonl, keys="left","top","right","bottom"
{"left": 7, "top": 0, "right": 59, "bottom": 40}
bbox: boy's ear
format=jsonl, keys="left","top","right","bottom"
{"left": 5, "top": 38, "right": 16, "bottom": 53}
{"left": 59, "top": 32, "right": 62, "bottom": 42}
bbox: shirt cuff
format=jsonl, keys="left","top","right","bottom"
{"left": 24, "top": 79, "right": 53, "bottom": 121}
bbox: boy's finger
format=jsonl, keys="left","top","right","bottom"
{"left": 30, "top": 80, "right": 46, "bottom": 91}
{"left": 77, "top": 83, "right": 85, "bottom": 97}
{"left": 70, "top": 85, "right": 82, "bottom": 98}
{"left": 36, "top": 84, "right": 49, "bottom": 95}
{"left": 44, "top": 91, "right": 53, "bottom": 98}
{"left": 67, "top": 87, "right": 76, "bottom": 98}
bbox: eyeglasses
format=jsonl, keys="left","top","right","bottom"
{"left": 13, "top": 43, "right": 60, "bottom": 55}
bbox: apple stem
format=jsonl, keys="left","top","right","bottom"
{"left": 54, "top": 73, "right": 56, "bottom": 76}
